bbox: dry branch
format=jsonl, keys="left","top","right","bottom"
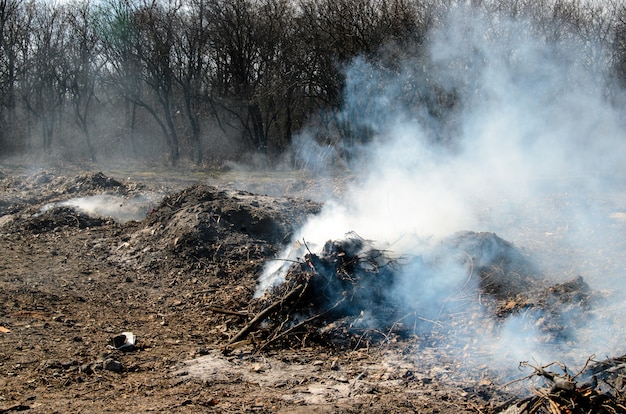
{"left": 208, "top": 306, "right": 249, "bottom": 318}
{"left": 228, "top": 283, "right": 305, "bottom": 345}
{"left": 503, "top": 357, "right": 626, "bottom": 414}
{"left": 258, "top": 297, "right": 346, "bottom": 351}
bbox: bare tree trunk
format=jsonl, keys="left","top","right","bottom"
{"left": 184, "top": 93, "right": 202, "bottom": 165}
{"left": 161, "top": 94, "right": 179, "bottom": 166}
{"left": 136, "top": 100, "right": 179, "bottom": 167}
{"left": 128, "top": 101, "right": 139, "bottom": 159}
{"left": 74, "top": 104, "right": 97, "bottom": 162}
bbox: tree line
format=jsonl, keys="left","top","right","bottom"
{"left": 0, "top": 0, "right": 624, "bottom": 166}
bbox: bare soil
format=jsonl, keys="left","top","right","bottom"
{"left": 0, "top": 168, "right": 616, "bottom": 413}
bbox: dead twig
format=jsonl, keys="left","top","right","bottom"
{"left": 500, "top": 355, "right": 626, "bottom": 414}
{"left": 519, "top": 360, "right": 577, "bottom": 392}
{"left": 208, "top": 307, "right": 249, "bottom": 318}
{"left": 572, "top": 354, "right": 596, "bottom": 380}
{"left": 258, "top": 297, "right": 346, "bottom": 352}
{"left": 272, "top": 276, "right": 312, "bottom": 335}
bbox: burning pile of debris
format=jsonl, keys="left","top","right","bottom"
{"left": 223, "top": 231, "right": 592, "bottom": 351}
{"left": 225, "top": 232, "right": 403, "bottom": 350}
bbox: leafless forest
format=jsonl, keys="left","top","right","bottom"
{"left": 0, "top": 0, "right": 625, "bottom": 167}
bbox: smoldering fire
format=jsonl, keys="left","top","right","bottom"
{"left": 257, "top": 4, "right": 626, "bottom": 377}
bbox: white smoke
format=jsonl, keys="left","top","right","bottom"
{"left": 258, "top": 4, "right": 626, "bottom": 375}
{"left": 39, "top": 193, "right": 161, "bottom": 224}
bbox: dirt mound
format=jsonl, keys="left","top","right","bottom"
{"left": 148, "top": 184, "right": 321, "bottom": 244}
{"left": 440, "top": 232, "right": 591, "bottom": 330}
{"left": 112, "top": 184, "right": 321, "bottom": 280}
{"left": 60, "top": 171, "right": 126, "bottom": 193}
{"left": 0, "top": 171, "right": 158, "bottom": 235}
{"left": 444, "top": 230, "right": 544, "bottom": 300}
{"left": 19, "top": 206, "right": 109, "bottom": 233}
{"left": 0, "top": 171, "right": 146, "bottom": 217}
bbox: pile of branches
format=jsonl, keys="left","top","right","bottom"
{"left": 218, "top": 230, "right": 595, "bottom": 352}
{"left": 503, "top": 358, "right": 626, "bottom": 414}
{"left": 224, "top": 233, "right": 407, "bottom": 351}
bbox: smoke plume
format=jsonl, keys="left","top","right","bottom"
{"left": 259, "top": 4, "right": 626, "bottom": 376}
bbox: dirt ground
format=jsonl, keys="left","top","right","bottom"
{"left": 0, "top": 167, "right": 621, "bottom": 413}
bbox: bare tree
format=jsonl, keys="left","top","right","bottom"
{"left": 171, "top": 0, "right": 210, "bottom": 165}
{"left": 295, "top": 0, "right": 424, "bottom": 151}
{"left": 0, "top": 0, "right": 29, "bottom": 152}
{"left": 132, "top": 0, "right": 182, "bottom": 166}
{"left": 244, "top": 0, "right": 299, "bottom": 154}
{"left": 98, "top": 0, "right": 144, "bottom": 159}
{"left": 21, "top": 2, "right": 69, "bottom": 151}
{"left": 65, "top": 0, "right": 103, "bottom": 162}
{"left": 614, "top": 3, "right": 626, "bottom": 85}
{"left": 207, "top": 0, "right": 265, "bottom": 154}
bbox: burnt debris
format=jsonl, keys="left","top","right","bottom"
{"left": 501, "top": 358, "right": 626, "bottom": 413}
{"left": 224, "top": 231, "right": 592, "bottom": 351}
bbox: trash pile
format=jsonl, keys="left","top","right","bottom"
{"left": 223, "top": 231, "right": 593, "bottom": 351}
